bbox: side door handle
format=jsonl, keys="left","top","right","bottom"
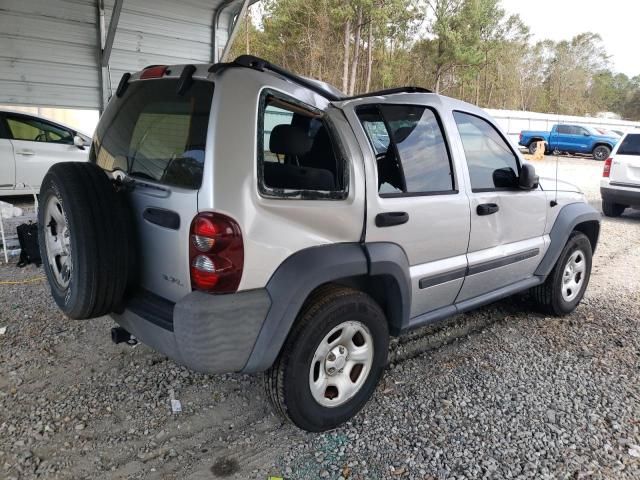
{"left": 375, "top": 211, "right": 409, "bottom": 227}
{"left": 16, "top": 149, "right": 35, "bottom": 156}
{"left": 477, "top": 203, "right": 499, "bottom": 216}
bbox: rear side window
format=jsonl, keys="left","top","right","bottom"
{"left": 454, "top": 111, "right": 520, "bottom": 192}
{"left": 93, "top": 79, "right": 214, "bottom": 190}
{"left": 257, "top": 92, "right": 346, "bottom": 199}
{"left": 556, "top": 125, "right": 571, "bottom": 134}
{"left": 357, "top": 105, "right": 454, "bottom": 196}
{"left": 6, "top": 115, "right": 73, "bottom": 144}
{"left": 617, "top": 134, "right": 640, "bottom": 155}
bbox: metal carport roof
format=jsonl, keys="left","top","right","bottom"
{"left": 0, "top": 0, "right": 253, "bottom": 111}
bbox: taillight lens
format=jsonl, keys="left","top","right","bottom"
{"left": 189, "top": 212, "right": 243, "bottom": 293}
{"left": 603, "top": 158, "right": 612, "bottom": 177}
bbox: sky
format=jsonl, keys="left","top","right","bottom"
{"left": 501, "top": 0, "right": 638, "bottom": 78}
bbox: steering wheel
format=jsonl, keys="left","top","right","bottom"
{"left": 35, "top": 133, "right": 47, "bottom": 142}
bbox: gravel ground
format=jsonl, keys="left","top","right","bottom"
{"left": 1, "top": 155, "right": 639, "bottom": 480}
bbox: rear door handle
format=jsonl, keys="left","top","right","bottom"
{"left": 16, "top": 150, "right": 35, "bottom": 156}
{"left": 477, "top": 203, "right": 499, "bottom": 216}
{"left": 375, "top": 211, "right": 409, "bottom": 227}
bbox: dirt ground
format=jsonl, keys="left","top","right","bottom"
{"left": 1, "top": 155, "right": 639, "bottom": 480}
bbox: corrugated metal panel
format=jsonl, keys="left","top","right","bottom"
{"left": 103, "top": 0, "right": 224, "bottom": 93}
{"left": 0, "top": 0, "right": 250, "bottom": 109}
{"left": 0, "top": 0, "right": 100, "bottom": 108}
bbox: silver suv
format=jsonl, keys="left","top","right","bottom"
{"left": 38, "top": 56, "right": 600, "bottom": 432}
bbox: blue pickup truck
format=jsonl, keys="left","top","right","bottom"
{"left": 519, "top": 124, "right": 620, "bottom": 161}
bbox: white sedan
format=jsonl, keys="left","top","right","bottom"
{"left": 0, "top": 110, "right": 90, "bottom": 196}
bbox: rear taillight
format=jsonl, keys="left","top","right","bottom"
{"left": 140, "top": 65, "right": 168, "bottom": 79}
{"left": 603, "top": 158, "right": 612, "bottom": 177}
{"left": 189, "top": 212, "right": 243, "bottom": 293}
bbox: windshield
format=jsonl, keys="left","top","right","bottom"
{"left": 91, "top": 79, "right": 214, "bottom": 190}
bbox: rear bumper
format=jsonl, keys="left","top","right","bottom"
{"left": 109, "top": 289, "right": 271, "bottom": 374}
{"left": 601, "top": 186, "right": 640, "bottom": 207}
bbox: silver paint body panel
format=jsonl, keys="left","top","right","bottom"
{"left": 102, "top": 62, "right": 591, "bottom": 326}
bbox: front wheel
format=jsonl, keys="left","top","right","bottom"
{"left": 530, "top": 232, "right": 592, "bottom": 316}
{"left": 593, "top": 145, "right": 611, "bottom": 161}
{"left": 264, "top": 285, "right": 389, "bottom": 432}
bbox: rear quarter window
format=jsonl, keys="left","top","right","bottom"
{"left": 257, "top": 91, "right": 347, "bottom": 199}
{"left": 617, "top": 134, "right": 640, "bottom": 156}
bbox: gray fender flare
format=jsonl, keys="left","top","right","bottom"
{"left": 242, "top": 243, "right": 368, "bottom": 373}
{"left": 364, "top": 242, "right": 412, "bottom": 335}
{"left": 535, "top": 202, "right": 601, "bottom": 277}
{"left": 242, "top": 242, "right": 412, "bottom": 373}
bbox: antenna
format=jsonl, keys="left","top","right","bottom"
{"left": 552, "top": 144, "right": 559, "bottom": 207}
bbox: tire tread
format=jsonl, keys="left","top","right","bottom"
{"left": 530, "top": 231, "right": 591, "bottom": 316}
{"left": 39, "top": 162, "right": 132, "bottom": 319}
{"left": 264, "top": 285, "right": 378, "bottom": 429}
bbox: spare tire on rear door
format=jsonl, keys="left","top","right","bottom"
{"left": 38, "top": 162, "right": 133, "bottom": 319}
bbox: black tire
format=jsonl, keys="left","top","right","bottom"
{"left": 592, "top": 145, "right": 611, "bottom": 161}
{"left": 530, "top": 232, "right": 592, "bottom": 316}
{"left": 264, "top": 285, "right": 389, "bottom": 432}
{"left": 38, "top": 162, "right": 132, "bottom": 319}
{"left": 528, "top": 141, "right": 540, "bottom": 155}
{"left": 602, "top": 199, "right": 626, "bottom": 217}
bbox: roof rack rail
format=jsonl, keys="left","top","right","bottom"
{"left": 208, "top": 55, "right": 433, "bottom": 101}
{"left": 341, "top": 86, "right": 432, "bottom": 100}
{"left": 209, "top": 55, "right": 343, "bottom": 101}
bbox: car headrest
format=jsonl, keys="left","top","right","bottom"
{"left": 269, "top": 124, "right": 313, "bottom": 156}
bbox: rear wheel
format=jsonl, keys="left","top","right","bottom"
{"left": 528, "top": 141, "right": 540, "bottom": 155}
{"left": 39, "top": 162, "right": 132, "bottom": 319}
{"left": 593, "top": 145, "right": 611, "bottom": 161}
{"left": 530, "top": 232, "right": 592, "bottom": 316}
{"left": 602, "top": 199, "right": 626, "bottom": 217}
{"left": 264, "top": 285, "right": 389, "bottom": 432}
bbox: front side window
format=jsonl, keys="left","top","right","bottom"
{"left": 6, "top": 116, "right": 73, "bottom": 144}
{"left": 258, "top": 92, "right": 346, "bottom": 198}
{"left": 357, "top": 105, "right": 454, "bottom": 196}
{"left": 454, "top": 111, "right": 520, "bottom": 191}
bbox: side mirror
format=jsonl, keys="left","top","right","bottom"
{"left": 519, "top": 163, "right": 539, "bottom": 190}
{"left": 583, "top": 132, "right": 589, "bottom": 136}
{"left": 73, "top": 135, "right": 86, "bottom": 149}
{"left": 493, "top": 167, "right": 518, "bottom": 188}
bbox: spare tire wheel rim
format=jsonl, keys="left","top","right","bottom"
{"left": 561, "top": 249, "right": 585, "bottom": 302}
{"left": 309, "top": 321, "right": 374, "bottom": 408}
{"left": 44, "top": 194, "right": 72, "bottom": 290}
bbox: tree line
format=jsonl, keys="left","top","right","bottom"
{"left": 231, "top": 0, "right": 640, "bottom": 120}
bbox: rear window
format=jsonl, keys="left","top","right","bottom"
{"left": 92, "top": 79, "right": 214, "bottom": 189}
{"left": 617, "top": 134, "right": 640, "bottom": 156}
